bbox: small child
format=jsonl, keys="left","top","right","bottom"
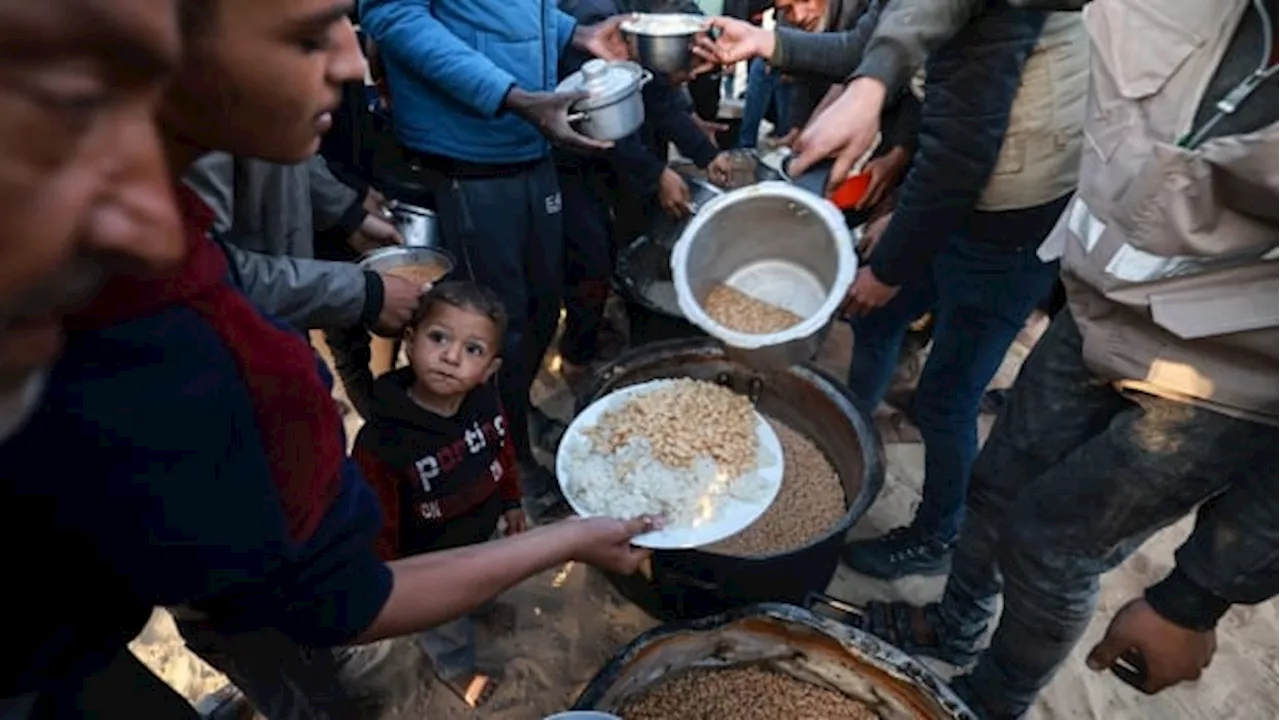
{"left": 353, "top": 280, "right": 525, "bottom": 708}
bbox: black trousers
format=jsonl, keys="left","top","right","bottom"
{"left": 432, "top": 160, "right": 564, "bottom": 484}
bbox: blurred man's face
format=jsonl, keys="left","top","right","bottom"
{"left": 159, "top": 0, "right": 366, "bottom": 164}
{"left": 0, "top": 0, "right": 183, "bottom": 435}
{"left": 777, "top": 0, "right": 827, "bottom": 31}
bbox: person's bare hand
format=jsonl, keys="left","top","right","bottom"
{"left": 657, "top": 168, "right": 692, "bottom": 218}
{"left": 858, "top": 211, "right": 893, "bottom": 258}
{"left": 693, "top": 17, "right": 775, "bottom": 66}
{"left": 573, "top": 15, "right": 630, "bottom": 61}
{"left": 363, "top": 188, "right": 388, "bottom": 215}
{"left": 566, "top": 515, "right": 661, "bottom": 575}
{"left": 505, "top": 88, "right": 613, "bottom": 152}
{"left": 348, "top": 214, "right": 405, "bottom": 255}
{"left": 1087, "top": 598, "right": 1218, "bottom": 694}
{"left": 705, "top": 152, "right": 733, "bottom": 187}
{"left": 791, "top": 77, "right": 887, "bottom": 192}
{"left": 691, "top": 114, "right": 729, "bottom": 147}
{"left": 372, "top": 273, "right": 424, "bottom": 337}
{"left": 858, "top": 146, "right": 909, "bottom": 210}
{"left": 502, "top": 508, "right": 528, "bottom": 536}
{"left": 839, "top": 266, "right": 898, "bottom": 318}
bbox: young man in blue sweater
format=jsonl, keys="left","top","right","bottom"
{"left": 360, "top": 0, "right": 632, "bottom": 508}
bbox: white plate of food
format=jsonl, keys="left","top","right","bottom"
{"left": 556, "top": 378, "right": 784, "bottom": 549}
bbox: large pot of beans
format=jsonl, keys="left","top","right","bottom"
{"left": 570, "top": 603, "right": 975, "bottom": 719}
{"left": 579, "top": 338, "right": 884, "bottom": 620}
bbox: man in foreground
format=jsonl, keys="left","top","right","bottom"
{"left": 799, "top": 0, "right": 1277, "bottom": 717}
{"left": 0, "top": 0, "right": 191, "bottom": 715}
{"left": 2, "top": 0, "right": 655, "bottom": 715}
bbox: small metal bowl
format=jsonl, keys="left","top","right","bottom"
{"left": 621, "top": 13, "right": 707, "bottom": 73}
{"left": 358, "top": 246, "right": 456, "bottom": 288}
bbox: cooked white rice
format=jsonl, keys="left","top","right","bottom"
{"left": 561, "top": 379, "right": 771, "bottom": 528}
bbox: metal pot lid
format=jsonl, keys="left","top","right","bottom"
{"left": 557, "top": 59, "right": 644, "bottom": 111}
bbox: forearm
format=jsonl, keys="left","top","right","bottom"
{"left": 771, "top": 2, "right": 881, "bottom": 81}
{"left": 868, "top": 11, "right": 1043, "bottom": 286}
{"left": 1146, "top": 470, "right": 1279, "bottom": 631}
{"left": 220, "top": 243, "right": 371, "bottom": 330}
{"left": 353, "top": 522, "right": 581, "bottom": 642}
{"left": 854, "top": 0, "right": 984, "bottom": 97}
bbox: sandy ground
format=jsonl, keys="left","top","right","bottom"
{"left": 129, "top": 320, "right": 1278, "bottom": 719}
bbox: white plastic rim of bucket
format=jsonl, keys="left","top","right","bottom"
{"left": 543, "top": 712, "right": 623, "bottom": 720}
{"left": 670, "top": 181, "right": 857, "bottom": 350}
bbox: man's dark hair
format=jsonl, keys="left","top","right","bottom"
{"left": 410, "top": 281, "right": 509, "bottom": 353}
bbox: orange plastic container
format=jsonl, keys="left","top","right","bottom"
{"left": 827, "top": 171, "right": 872, "bottom": 210}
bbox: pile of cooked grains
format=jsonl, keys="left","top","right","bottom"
{"left": 566, "top": 379, "right": 764, "bottom": 527}
{"left": 619, "top": 665, "right": 878, "bottom": 720}
{"left": 384, "top": 260, "right": 448, "bottom": 287}
{"left": 584, "top": 378, "right": 757, "bottom": 480}
{"left": 703, "top": 283, "right": 804, "bottom": 334}
{"left": 706, "top": 419, "right": 846, "bottom": 556}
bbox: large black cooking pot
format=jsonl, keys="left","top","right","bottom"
{"left": 578, "top": 339, "right": 884, "bottom": 620}
{"left": 571, "top": 603, "right": 975, "bottom": 719}
{"left": 612, "top": 166, "right": 723, "bottom": 348}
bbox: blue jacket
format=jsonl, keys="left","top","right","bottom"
{"left": 360, "top": 0, "right": 579, "bottom": 164}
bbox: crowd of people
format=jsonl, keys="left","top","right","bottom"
{"left": 0, "top": 0, "right": 1274, "bottom": 718}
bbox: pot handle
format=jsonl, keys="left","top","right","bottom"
{"left": 566, "top": 110, "right": 590, "bottom": 124}
{"left": 638, "top": 69, "right": 654, "bottom": 88}
{"left": 804, "top": 591, "right": 865, "bottom": 630}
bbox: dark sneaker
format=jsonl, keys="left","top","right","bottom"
{"left": 842, "top": 527, "right": 953, "bottom": 579}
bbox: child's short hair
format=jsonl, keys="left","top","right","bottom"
{"left": 410, "top": 281, "right": 509, "bottom": 353}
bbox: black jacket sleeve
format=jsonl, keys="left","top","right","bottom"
{"left": 1145, "top": 470, "right": 1278, "bottom": 631}
{"left": 866, "top": 8, "right": 1047, "bottom": 287}
{"left": 854, "top": 0, "right": 985, "bottom": 96}
{"left": 770, "top": 0, "right": 884, "bottom": 81}
{"left": 880, "top": 90, "right": 921, "bottom": 152}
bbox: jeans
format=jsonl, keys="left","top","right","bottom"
{"left": 847, "top": 196, "right": 1069, "bottom": 544}
{"left": 938, "top": 310, "right": 1279, "bottom": 718}
{"left": 737, "top": 58, "right": 792, "bottom": 148}
{"left": 175, "top": 624, "right": 427, "bottom": 720}
{"left": 433, "top": 160, "right": 564, "bottom": 484}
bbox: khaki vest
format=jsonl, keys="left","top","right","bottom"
{"left": 978, "top": 12, "right": 1090, "bottom": 211}
{"left": 1045, "top": 0, "right": 1278, "bottom": 423}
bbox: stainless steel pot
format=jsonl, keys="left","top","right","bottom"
{"left": 384, "top": 201, "right": 438, "bottom": 248}
{"left": 671, "top": 182, "right": 857, "bottom": 369}
{"left": 571, "top": 603, "right": 976, "bottom": 719}
{"left": 621, "top": 13, "right": 707, "bottom": 73}
{"left": 557, "top": 60, "right": 652, "bottom": 141}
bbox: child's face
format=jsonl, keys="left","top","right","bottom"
{"left": 406, "top": 303, "right": 502, "bottom": 399}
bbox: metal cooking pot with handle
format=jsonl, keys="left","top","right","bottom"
{"left": 571, "top": 603, "right": 976, "bottom": 719}
{"left": 558, "top": 60, "right": 653, "bottom": 141}
{"left": 671, "top": 182, "right": 857, "bottom": 369}
{"left": 383, "top": 201, "right": 439, "bottom": 248}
